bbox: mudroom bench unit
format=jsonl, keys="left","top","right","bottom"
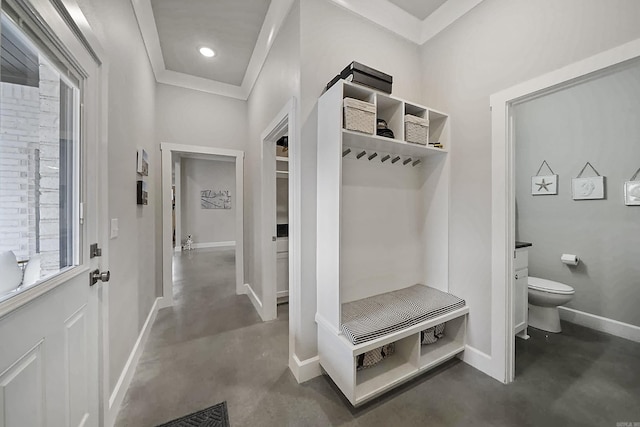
{"left": 316, "top": 285, "right": 468, "bottom": 405}
{"left": 316, "top": 79, "right": 465, "bottom": 406}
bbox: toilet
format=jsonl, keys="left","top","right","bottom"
{"left": 527, "top": 277, "right": 575, "bottom": 333}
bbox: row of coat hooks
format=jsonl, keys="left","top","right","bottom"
{"left": 342, "top": 148, "right": 422, "bottom": 167}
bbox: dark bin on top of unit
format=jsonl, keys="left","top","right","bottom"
{"left": 340, "top": 61, "right": 393, "bottom": 94}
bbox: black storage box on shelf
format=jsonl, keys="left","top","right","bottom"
{"left": 325, "top": 62, "right": 393, "bottom": 94}
{"left": 341, "top": 61, "right": 392, "bottom": 94}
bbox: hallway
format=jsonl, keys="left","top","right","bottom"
{"left": 114, "top": 248, "right": 289, "bottom": 426}
{"left": 115, "top": 248, "right": 640, "bottom": 427}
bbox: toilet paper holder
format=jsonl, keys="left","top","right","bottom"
{"left": 561, "top": 254, "right": 579, "bottom": 266}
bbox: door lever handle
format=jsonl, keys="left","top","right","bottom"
{"left": 90, "top": 269, "right": 110, "bottom": 286}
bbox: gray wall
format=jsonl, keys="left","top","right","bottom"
{"left": 75, "top": 0, "right": 159, "bottom": 392}
{"left": 515, "top": 61, "right": 640, "bottom": 327}
{"left": 181, "top": 158, "right": 236, "bottom": 245}
{"left": 419, "top": 0, "right": 640, "bottom": 354}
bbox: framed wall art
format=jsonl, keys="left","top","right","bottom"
{"left": 201, "top": 189, "right": 231, "bottom": 209}
{"left": 624, "top": 167, "right": 640, "bottom": 206}
{"left": 572, "top": 162, "right": 605, "bottom": 200}
{"left": 531, "top": 160, "right": 558, "bottom": 195}
{"left": 137, "top": 148, "right": 149, "bottom": 176}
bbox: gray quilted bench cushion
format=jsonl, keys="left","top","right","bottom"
{"left": 341, "top": 284, "right": 465, "bottom": 345}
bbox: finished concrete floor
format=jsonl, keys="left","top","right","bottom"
{"left": 115, "top": 248, "right": 640, "bottom": 426}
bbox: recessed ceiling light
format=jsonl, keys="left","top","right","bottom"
{"left": 199, "top": 47, "right": 215, "bottom": 58}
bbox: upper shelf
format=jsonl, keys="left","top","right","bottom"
{"left": 343, "top": 130, "right": 448, "bottom": 158}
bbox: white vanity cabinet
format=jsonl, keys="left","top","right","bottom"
{"left": 514, "top": 246, "right": 529, "bottom": 339}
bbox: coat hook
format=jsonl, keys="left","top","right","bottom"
{"left": 403, "top": 158, "right": 412, "bottom": 166}
{"left": 368, "top": 152, "right": 378, "bottom": 161}
{"left": 356, "top": 151, "right": 366, "bottom": 160}
{"left": 391, "top": 156, "right": 401, "bottom": 164}
{"left": 412, "top": 159, "right": 421, "bottom": 167}
{"left": 381, "top": 154, "right": 390, "bottom": 163}
{"left": 342, "top": 148, "right": 351, "bottom": 157}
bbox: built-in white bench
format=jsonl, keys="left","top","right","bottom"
{"left": 317, "top": 284, "right": 469, "bottom": 406}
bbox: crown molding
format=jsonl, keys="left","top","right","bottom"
{"left": 327, "top": 0, "right": 421, "bottom": 43}
{"left": 130, "top": 0, "right": 483, "bottom": 99}
{"left": 327, "top": 0, "right": 484, "bottom": 45}
{"left": 418, "top": 0, "right": 484, "bottom": 44}
{"left": 131, "top": 0, "right": 295, "bottom": 100}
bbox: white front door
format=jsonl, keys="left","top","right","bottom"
{"left": 0, "top": 0, "right": 105, "bottom": 425}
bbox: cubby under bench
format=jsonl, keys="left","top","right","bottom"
{"left": 316, "top": 285, "right": 469, "bottom": 406}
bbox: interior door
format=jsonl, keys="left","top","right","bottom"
{"left": 0, "top": 0, "right": 105, "bottom": 426}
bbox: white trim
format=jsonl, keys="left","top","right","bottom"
{"left": 327, "top": 0, "right": 421, "bottom": 43}
{"left": 160, "top": 143, "right": 246, "bottom": 305}
{"left": 260, "top": 100, "right": 295, "bottom": 322}
{"left": 289, "top": 354, "right": 322, "bottom": 383}
{"left": 190, "top": 241, "right": 236, "bottom": 249}
{"left": 418, "top": 0, "right": 484, "bottom": 44}
{"left": 559, "top": 307, "right": 640, "bottom": 343}
{"left": 106, "top": 297, "right": 159, "bottom": 427}
{"left": 242, "top": 0, "right": 295, "bottom": 98}
{"left": 490, "top": 38, "right": 640, "bottom": 385}
{"left": 130, "top": 0, "right": 294, "bottom": 100}
{"left": 460, "top": 345, "right": 493, "bottom": 376}
{"left": 0, "top": 266, "right": 90, "bottom": 320}
{"left": 327, "top": 0, "right": 484, "bottom": 46}
{"left": 277, "top": 290, "right": 289, "bottom": 298}
{"left": 244, "top": 283, "right": 264, "bottom": 320}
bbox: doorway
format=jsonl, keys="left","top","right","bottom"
{"left": 490, "top": 39, "right": 640, "bottom": 383}
{"left": 0, "top": 0, "right": 106, "bottom": 425}
{"left": 259, "top": 100, "right": 296, "bottom": 323}
{"left": 160, "top": 144, "right": 245, "bottom": 306}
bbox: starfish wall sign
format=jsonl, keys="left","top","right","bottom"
{"left": 531, "top": 174, "right": 558, "bottom": 195}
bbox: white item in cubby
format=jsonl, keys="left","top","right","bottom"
{"left": 404, "top": 115, "right": 429, "bottom": 145}
{"left": 343, "top": 97, "right": 375, "bottom": 134}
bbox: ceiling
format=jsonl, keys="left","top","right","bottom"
{"left": 151, "top": 0, "right": 270, "bottom": 86}
{"left": 387, "top": 0, "right": 448, "bottom": 20}
{"left": 132, "top": 0, "right": 483, "bottom": 100}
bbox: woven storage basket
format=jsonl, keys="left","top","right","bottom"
{"left": 405, "top": 115, "right": 429, "bottom": 145}
{"left": 344, "top": 98, "right": 375, "bottom": 134}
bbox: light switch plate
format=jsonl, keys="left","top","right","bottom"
{"left": 110, "top": 218, "right": 119, "bottom": 239}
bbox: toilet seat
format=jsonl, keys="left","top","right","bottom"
{"left": 528, "top": 277, "right": 574, "bottom": 295}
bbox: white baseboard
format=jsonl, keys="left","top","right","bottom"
{"left": 106, "top": 297, "right": 160, "bottom": 427}
{"left": 245, "top": 283, "right": 263, "bottom": 319}
{"left": 191, "top": 241, "right": 236, "bottom": 249}
{"left": 559, "top": 306, "right": 640, "bottom": 343}
{"left": 461, "top": 345, "right": 493, "bottom": 377}
{"left": 290, "top": 353, "right": 321, "bottom": 383}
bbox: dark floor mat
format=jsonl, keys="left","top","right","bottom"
{"left": 156, "top": 402, "right": 230, "bottom": 427}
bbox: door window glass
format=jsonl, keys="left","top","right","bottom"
{"left": 0, "top": 12, "right": 80, "bottom": 301}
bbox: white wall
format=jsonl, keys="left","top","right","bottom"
{"left": 180, "top": 158, "right": 236, "bottom": 246}
{"left": 419, "top": 0, "right": 640, "bottom": 354}
{"left": 75, "top": 0, "right": 159, "bottom": 392}
{"left": 298, "top": 0, "right": 423, "bottom": 359}
{"left": 246, "top": 1, "right": 300, "bottom": 306}
{"left": 341, "top": 158, "right": 424, "bottom": 303}
{"left": 514, "top": 61, "right": 640, "bottom": 327}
